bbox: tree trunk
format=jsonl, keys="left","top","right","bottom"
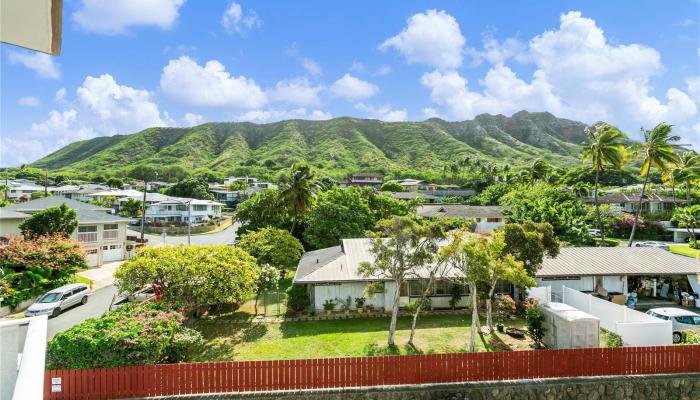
{"left": 628, "top": 172, "right": 651, "bottom": 247}
{"left": 469, "top": 282, "right": 479, "bottom": 352}
{"left": 485, "top": 280, "right": 496, "bottom": 329}
{"left": 408, "top": 277, "right": 434, "bottom": 346}
{"left": 387, "top": 280, "right": 401, "bottom": 346}
{"left": 686, "top": 182, "right": 692, "bottom": 205}
{"left": 671, "top": 181, "right": 677, "bottom": 207}
{"left": 594, "top": 168, "right": 606, "bottom": 246}
{"left": 254, "top": 292, "right": 260, "bottom": 315}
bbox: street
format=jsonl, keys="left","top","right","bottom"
{"left": 127, "top": 221, "right": 240, "bottom": 246}
{"left": 47, "top": 284, "right": 117, "bottom": 340}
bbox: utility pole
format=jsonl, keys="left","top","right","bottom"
{"left": 44, "top": 169, "right": 48, "bottom": 197}
{"left": 187, "top": 200, "right": 192, "bottom": 245}
{"left": 140, "top": 179, "right": 148, "bottom": 242}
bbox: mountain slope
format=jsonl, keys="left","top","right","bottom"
{"left": 32, "top": 111, "right": 590, "bottom": 179}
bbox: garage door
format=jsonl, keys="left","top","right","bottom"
{"left": 85, "top": 248, "right": 99, "bottom": 267}
{"left": 102, "top": 244, "right": 123, "bottom": 262}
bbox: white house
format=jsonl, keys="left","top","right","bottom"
{"left": 6, "top": 184, "right": 46, "bottom": 201}
{"left": 144, "top": 198, "right": 224, "bottom": 224}
{"left": 294, "top": 239, "right": 470, "bottom": 312}
{"left": 0, "top": 209, "right": 29, "bottom": 241}
{"left": 386, "top": 179, "right": 438, "bottom": 192}
{"left": 416, "top": 205, "right": 505, "bottom": 234}
{"left": 580, "top": 192, "right": 685, "bottom": 213}
{"left": 3, "top": 196, "right": 134, "bottom": 266}
{"left": 535, "top": 247, "right": 700, "bottom": 305}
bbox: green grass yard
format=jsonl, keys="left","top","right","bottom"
{"left": 190, "top": 314, "right": 530, "bottom": 362}
{"left": 669, "top": 244, "right": 699, "bottom": 258}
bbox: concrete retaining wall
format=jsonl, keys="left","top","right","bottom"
{"left": 146, "top": 374, "right": 700, "bottom": 400}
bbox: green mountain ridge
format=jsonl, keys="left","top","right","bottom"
{"left": 31, "top": 111, "right": 591, "bottom": 180}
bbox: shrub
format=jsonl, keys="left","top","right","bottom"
{"left": 602, "top": 329, "right": 624, "bottom": 348}
{"left": 46, "top": 303, "right": 202, "bottom": 369}
{"left": 285, "top": 284, "right": 310, "bottom": 312}
{"left": 355, "top": 297, "right": 366, "bottom": 309}
{"left": 525, "top": 300, "right": 547, "bottom": 348}
{"left": 237, "top": 227, "right": 304, "bottom": 269}
{"left": 682, "top": 330, "right": 700, "bottom": 344}
{"left": 323, "top": 299, "right": 336, "bottom": 311}
{"left": 449, "top": 284, "right": 463, "bottom": 310}
{"left": 495, "top": 295, "right": 516, "bottom": 322}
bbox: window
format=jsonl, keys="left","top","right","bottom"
{"left": 104, "top": 223, "right": 119, "bottom": 240}
{"left": 486, "top": 217, "right": 501, "bottom": 223}
{"left": 433, "top": 280, "right": 451, "bottom": 296}
{"left": 77, "top": 226, "right": 98, "bottom": 243}
{"left": 676, "top": 316, "right": 700, "bottom": 325}
{"left": 86, "top": 249, "right": 98, "bottom": 255}
{"left": 475, "top": 218, "right": 481, "bottom": 223}
{"left": 409, "top": 280, "right": 427, "bottom": 296}
{"left": 176, "top": 205, "right": 187, "bottom": 211}
{"left": 193, "top": 204, "right": 207, "bottom": 211}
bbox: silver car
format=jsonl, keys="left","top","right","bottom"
{"left": 25, "top": 283, "right": 92, "bottom": 318}
{"left": 646, "top": 307, "right": 700, "bottom": 343}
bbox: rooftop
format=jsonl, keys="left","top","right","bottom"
{"left": 4, "top": 196, "right": 112, "bottom": 213}
{"left": 416, "top": 205, "right": 504, "bottom": 219}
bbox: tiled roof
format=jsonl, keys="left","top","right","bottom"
{"left": 416, "top": 205, "right": 504, "bottom": 219}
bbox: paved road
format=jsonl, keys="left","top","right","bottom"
{"left": 47, "top": 285, "right": 117, "bottom": 340}
{"left": 127, "top": 221, "right": 239, "bottom": 246}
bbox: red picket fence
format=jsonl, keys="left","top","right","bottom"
{"left": 45, "top": 345, "right": 700, "bottom": 399}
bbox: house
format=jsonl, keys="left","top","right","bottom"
{"left": 386, "top": 179, "right": 437, "bottom": 192}
{"left": 143, "top": 198, "right": 224, "bottom": 225}
{"left": 580, "top": 192, "right": 685, "bottom": 213}
{"left": 390, "top": 191, "right": 438, "bottom": 203}
{"left": 224, "top": 176, "right": 258, "bottom": 186}
{"left": 6, "top": 183, "right": 46, "bottom": 201}
{"left": 60, "top": 184, "right": 109, "bottom": 202}
{"left": 416, "top": 205, "right": 505, "bottom": 234}
{"left": 293, "top": 238, "right": 469, "bottom": 312}
{"left": 535, "top": 247, "right": 700, "bottom": 304}
{"left": 0, "top": 209, "right": 29, "bottom": 241}
{"left": 3, "top": 197, "right": 134, "bottom": 266}
{"left": 211, "top": 189, "right": 240, "bottom": 208}
{"left": 348, "top": 173, "right": 383, "bottom": 188}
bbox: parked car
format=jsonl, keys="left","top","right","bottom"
{"left": 25, "top": 283, "right": 92, "bottom": 318}
{"left": 109, "top": 285, "right": 156, "bottom": 311}
{"left": 634, "top": 241, "right": 669, "bottom": 250}
{"left": 129, "top": 220, "right": 149, "bottom": 227}
{"left": 645, "top": 307, "right": 700, "bottom": 343}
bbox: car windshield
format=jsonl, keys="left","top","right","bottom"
{"left": 38, "top": 292, "right": 62, "bottom": 303}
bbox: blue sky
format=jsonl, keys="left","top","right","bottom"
{"left": 1, "top": 0, "right": 699, "bottom": 167}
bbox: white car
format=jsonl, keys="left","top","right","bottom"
{"left": 645, "top": 307, "right": 700, "bottom": 343}
{"left": 25, "top": 283, "right": 91, "bottom": 318}
{"left": 634, "top": 241, "right": 669, "bottom": 250}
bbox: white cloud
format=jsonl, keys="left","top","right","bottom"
{"left": 479, "top": 36, "right": 527, "bottom": 64}
{"left": 329, "top": 74, "right": 379, "bottom": 101}
{"left": 421, "top": 11, "right": 698, "bottom": 146}
{"left": 221, "top": 2, "right": 261, "bottom": 35}
{"left": 160, "top": 56, "right": 266, "bottom": 109}
{"left": 687, "top": 77, "right": 700, "bottom": 103}
{"left": 72, "top": 0, "right": 185, "bottom": 34}
{"left": 18, "top": 96, "right": 41, "bottom": 107}
{"left": 8, "top": 51, "right": 60, "bottom": 79}
{"left": 349, "top": 61, "right": 366, "bottom": 73}
{"left": 354, "top": 103, "right": 407, "bottom": 122}
{"left": 1, "top": 75, "right": 169, "bottom": 167}
{"left": 286, "top": 45, "right": 323, "bottom": 77}
{"left": 379, "top": 10, "right": 465, "bottom": 70}
{"left": 237, "top": 108, "right": 331, "bottom": 123}
{"left": 55, "top": 88, "right": 67, "bottom": 102}
{"left": 183, "top": 113, "right": 204, "bottom": 126}
{"left": 268, "top": 78, "right": 323, "bottom": 107}
{"left": 375, "top": 65, "right": 393, "bottom": 76}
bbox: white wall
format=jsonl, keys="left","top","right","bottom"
{"left": 313, "top": 282, "right": 386, "bottom": 311}
{"left": 536, "top": 277, "right": 594, "bottom": 294}
{"left": 0, "top": 316, "right": 47, "bottom": 400}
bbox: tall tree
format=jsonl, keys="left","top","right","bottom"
{"left": 106, "top": 178, "right": 124, "bottom": 189}
{"left": 237, "top": 227, "right": 304, "bottom": 270}
{"left": 279, "top": 162, "right": 317, "bottom": 234}
{"left": 528, "top": 159, "right": 551, "bottom": 184}
{"left": 303, "top": 187, "right": 374, "bottom": 249}
{"left": 628, "top": 124, "right": 681, "bottom": 246}
{"left": 581, "top": 124, "right": 627, "bottom": 246}
{"left": 439, "top": 230, "right": 490, "bottom": 352}
{"left": 128, "top": 165, "right": 159, "bottom": 241}
{"left": 675, "top": 151, "right": 700, "bottom": 204}
{"left": 672, "top": 205, "right": 700, "bottom": 245}
{"left": 359, "top": 217, "right": 444, "bottom": 346}
{"left": 498, "top": 222, "right": 560, "bottom": 277}
{"left": 19, "top": 203, "right": 78, "bottom": 238}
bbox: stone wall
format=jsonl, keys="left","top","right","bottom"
{"left": 149, "top": 374, "right": 700, "bottom": 400}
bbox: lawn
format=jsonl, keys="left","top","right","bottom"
{"left": 669, "top": 244, "right": 699, "bottom": 258}
{"left": 190, "top": 313, "right": 530, "bottom": 361}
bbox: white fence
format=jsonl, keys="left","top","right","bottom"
{"left": 561, "top": 286, "right": 671, "bottom": 346}
{"left": 0, "top": 315, "right": 47, "bottom": 400}
{"left": 529, "top": 286, "right": 551, "bottom": 305}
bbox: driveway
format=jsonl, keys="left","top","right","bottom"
{"left": 127, "top": 221, "right": 240, "bottom": 246}
{"left": 47, "top": 284, "right": 117, "bottom": 340}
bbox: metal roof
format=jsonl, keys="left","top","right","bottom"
{"left": 417, "top": 205, "right": 504, "bottom": 219}
{"left": 537, "top": 247, "right": 700, "bottom": 277}
{"left": 75, "top": 210, "right": 132, "bottom": 224}
{"left": 391, "top": 192, "right": 437, "bottom": 200}
{"left": 4, "top": 196, "right": 112, "bottom": 212}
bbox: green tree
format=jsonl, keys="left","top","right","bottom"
{"left": 119, "top": 198, "right": 142, "bottom": 217}
{"left": 501, "top": 183, "right": 589, "bottom": 244}
{"left": 304, "top": 187, "right": 375, "bottom": 249}
{"left": 164, "top": 177, "right": 215, "bottom": 200}
{"left": 497, "top": 222, "right": 560, "bottom": 276}
{"left": 380, "top": 182, "right": 404, "bottom": 192}
{"left": 675, "top": 151, "right": 700, "bottom": 204}
{"left": 226, "top": 180, "right": 249, "bottom": 191}
{"left": 467, "top": 182, "right": 510, "bottom": 206}
{"left": 114, "top": 245, "right": 259, "bottom": 315}
{"left": 162, "top": 165, "right": 191, "bottom": 182}
{"left": 628, "top": 123, "right": 682, "bottom": 246}
{"left": 358, "top": 216, "right": 444, "bottom": 346}
{"left": 106, "top": 177, "right": 124, "bottom": 189}
{"left": 279, "top": 162, "right": 318, "bottom": 234}
{"left": 361, "top": 187, "right": 415, "bottom": 222}
{"left": 237, "top": 227, "right": 304, "bottom": 269}
{"left": 528, "top": 159, "right": 551, "bottom": 184}
{"left": 286, "top": 284, "right": 310, "bottom": 312}
{"left": 252, "top": 264, "right": 281, "bottom": 313}
{"left": 30, "top": 191, "right": 50, "bottom": 199}
{"left": 525, "top": 301, "right": 547, "bottom": 348}
{"left": 19, "top": 203, "right": 78, "bottom": 238}
{"left": 234, "top": 189, "right": 291, "bottom": 235}
{"left": 672, "top": 205, "right": 700, "bottom": 245}
{"left": 581, "top": 123, "right": 627, "bottom": 246}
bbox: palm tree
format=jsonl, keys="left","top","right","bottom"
{"left": 279, "top": 162, "right": 318, "bottom": 233}
{"left": 672, "top": 205, "right": 700, "bottom": 245}
{"left": 529, "top": 159, "right": 551, "bottom": 184}
{"left": 661, "top": 167, "right": 681, "bottom": 206}
{"left": 675, "top": 151, "right": 700, "bottom": 205}
{"left": 627, "top": 123, "right": 682, "bottom": 247}
{"left": 581, "top": 124, "right": 627, "bottom": 246}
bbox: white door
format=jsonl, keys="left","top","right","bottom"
{"left": 103, "top": 244, "right": 123, "bottom": 262}
{"left": 85, "top": 249, "right": 99, "bottom": 267}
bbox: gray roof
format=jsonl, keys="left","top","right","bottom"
{"left": 391, "top": 192, "right": 437, "bottom": 200}
{"left": 0, "top": 209, "right": 30, "bottom": 220}
{"left": 537, "top": 247, "right": 700, "bottom": 277}
{"left": 75, "top": 210, "right": 132, "bottom": 224}
{"left": 417, "top": 205, "right": 504, "bottom": 219}
{"left": 4, "top": 196, "right": 112, "bottom": 213}
{"left": 581, "top": 193, "right": 686, "bottom": 204}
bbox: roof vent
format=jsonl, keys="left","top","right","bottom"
{"left": 316, "top": 259, "right": 319, "bottom": 264}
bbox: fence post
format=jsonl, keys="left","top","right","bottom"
{"left": 562, "top": 285, "right": 566, "bottom": 304}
